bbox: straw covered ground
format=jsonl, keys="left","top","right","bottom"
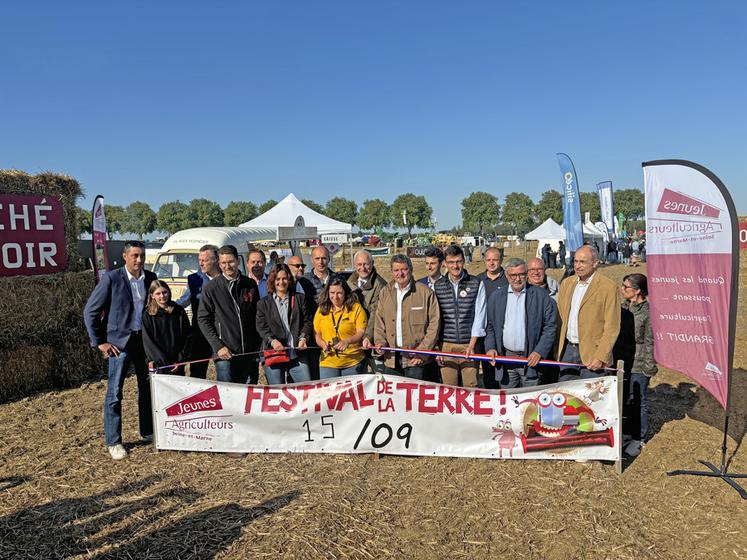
{"left": 1, "top": 253, "right": 746, "bottom": 559}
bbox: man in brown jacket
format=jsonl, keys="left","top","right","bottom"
{"left": 556, "top": 245, "right": 621, "bottom": 380}
{"left": 365, "top": 255, "right": 440, "bottom": 380}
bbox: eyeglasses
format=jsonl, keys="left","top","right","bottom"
{"left": 289, "top": 264, "right": 306, "bottom": 269}
{"left": 621, "top": 284, "right": 633, "bottom": 290}
{"left": 507, "top": 272, "right": 528, "bottom": 279}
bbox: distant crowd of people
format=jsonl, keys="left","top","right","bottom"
{"left": 539, "top": 237, "right": 645, "bottom": 269}
{"left": 84, "top": 241, "right": 654, "bottom": 461}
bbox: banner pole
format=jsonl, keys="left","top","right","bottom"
{"left": 615, "top": 360, "right": 624, "bottom": 476}
{"left": 149, "top": 371, "right": 159, "bottom": 452}
{"left": 719, "top": 412, "right": 730, "bottom": 474}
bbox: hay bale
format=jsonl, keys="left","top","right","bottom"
{"left": 0, "top": 269, "right": 104, "bottom": 403}
{"left": 0, "top": 172, "right": 103, "bottom": 402}
{"left": 0, "top": 169, "right": 85, "bottom": 272}
{"left": 0, "top": 270, "right": 95, "bottom": 348}
{"left": 0, "top": 345, "right": 56, "bottom": 401}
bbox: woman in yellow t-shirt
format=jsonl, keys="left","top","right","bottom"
{"left": 313, "top": 277, "right": 368, "bottom": 378}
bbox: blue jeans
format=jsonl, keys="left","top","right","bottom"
{"left": 215, "top": 355, "right": 259, "bottom": 385}
{"left": 625, "top": 373, "right": 650, "bottom": 441}
{"left": 264, "top": 357, "right": 312, "bottom": 385}
{"left": 319, "top": 360, "right": 368, "bottom": 379}
{"left": 104, "top": 332, "right": 152, "bottom": 446}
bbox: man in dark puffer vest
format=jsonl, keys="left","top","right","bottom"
{"left": 433, "top": 245, "right": 487, "bottom": 388}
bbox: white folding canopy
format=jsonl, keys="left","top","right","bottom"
{"left": 525, "top": 218, "right": 566, "bottom": 241}
{"left": 240, "top": 193, "right": 352, "bottom": 236}
{"left": 525, "top": 218, "right": 605, "bottom": 257}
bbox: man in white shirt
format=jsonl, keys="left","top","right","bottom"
{"left": 556, "top": 245, "right": 621, "bottom": 380}
{"left": 83, "top": 241, "right": 158, "bottom": 460}
{"left": 366, "top": 255, "right": 440, "bottom": 379}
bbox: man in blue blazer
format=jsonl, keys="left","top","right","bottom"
{"left": 485, "top": 257, "right": 557, "bottom": 388}
{"left": 84, "top": 241, "right": 157, "bottom": 460}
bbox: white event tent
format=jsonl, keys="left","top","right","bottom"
{"left": 525, "top": 218, "right": 605, "bottom": 257}
{"left": 239, "top": 193, "right": 352, "bottom": 236}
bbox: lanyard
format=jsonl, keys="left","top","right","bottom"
{"left": 331, "top": 309, "right": 343, "bottom": 336}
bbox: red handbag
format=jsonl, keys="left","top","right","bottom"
{"left": 263, "top": 348, "right": 290, "bottom": 366}
{"left": 263, "top": 296, "right": 293, "bottom": 366}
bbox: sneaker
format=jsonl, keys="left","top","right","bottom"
{"left": 625, "top": 440, "right": 644, "bottom": 457}
{"left": 142, "top": 434, "right": 153, "bottom": 443}
{"left": 622, "top": 434, "right": 633, "bottom": 445}
{"left": 108, "top": 444, "right": 128, "bottom": 460}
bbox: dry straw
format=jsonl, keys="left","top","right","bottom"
{"left": 0, "top": 170, "right": 102, "bottom": 402}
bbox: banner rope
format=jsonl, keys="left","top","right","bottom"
{"left": 371, "top": 346, "right": 618, "bottom": 371}
{"left": 149, "top": 346, "right": 322, "bottom": 372}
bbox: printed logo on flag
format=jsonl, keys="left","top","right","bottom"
{"left": 165, "top": 385, "right": 222, "bottom": 417}
{"left": 648, "top": 188, "right": 724, "bottom": 241}
{"left": 704, "top": 362, "right": 723, "bottom": 377}
{"left": 563, "top": 172, "right": 576, "bottom": 203}
{"left": 656, "top": 188, "right": 720, "bottom": 218}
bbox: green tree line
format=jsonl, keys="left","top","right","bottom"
{"left": 460, "top": 188, "right": 645, "bottom": 237}
{"left": 76, "top": 188, "right": 644, "bottom": 239}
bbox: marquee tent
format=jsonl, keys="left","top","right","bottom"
{"left": 239, "top": 193, "right": 352, "bottom": 236}
{"left": 525, "top": 218, "right": 605, "bottom": 258}
{"left": 525, "top": 218, "right": 566, "bottom": 242}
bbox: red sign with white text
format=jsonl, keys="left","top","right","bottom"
{"left": 739, "top": 222, "right": 747, "bottom": 249}
{"left": 0, "top": 195, "right": 67, "bottom": 275}
{"left": 166, "top": 385, "right": 223, "bottom": 417}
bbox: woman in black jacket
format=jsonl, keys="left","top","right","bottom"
{"left": 615, "top": 273, "right": 657, "bottom": 457}
{"left": 256, "top": 263, "right": 313, "bottom": 384}
{"left": 142, "top": 280, "right": 192, "bottom": 375}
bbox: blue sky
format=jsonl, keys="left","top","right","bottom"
{"left": 2, "top": 1, "right": 745, "bottom": 228}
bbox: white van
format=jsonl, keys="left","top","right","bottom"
{"left": 460, "top": 235, "right": 485, "bottom": 247}
{"left": 151, "top": 226, "right": 276, "bottom": 303}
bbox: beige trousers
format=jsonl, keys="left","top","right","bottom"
{"left": 439, "top": 342, "right": 479, "bottom": 388}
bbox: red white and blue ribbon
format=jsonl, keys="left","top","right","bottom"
{"left": 372, "top": 346, "right": 617, "bottom": 371}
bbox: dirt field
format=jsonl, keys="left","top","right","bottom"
{"left": 1, "top": 248, "right": 746, "bottom": 559}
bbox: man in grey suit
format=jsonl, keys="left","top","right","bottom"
{"left": 84, "top": 241, "right": 157, "bottom": 460}
{"left": 485, "top": 258, "right": 557, "bottom": 388}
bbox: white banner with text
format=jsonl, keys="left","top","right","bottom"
{"left": 151, "top": 374, "right": 620, "bottom": 461}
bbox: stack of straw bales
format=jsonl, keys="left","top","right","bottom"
{"left": 0, "top": 171, "right": 103, "bottom": 402}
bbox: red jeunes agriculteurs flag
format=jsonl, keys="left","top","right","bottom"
{"left": 643, "top": 160, "right": 738, "bottom": 409}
